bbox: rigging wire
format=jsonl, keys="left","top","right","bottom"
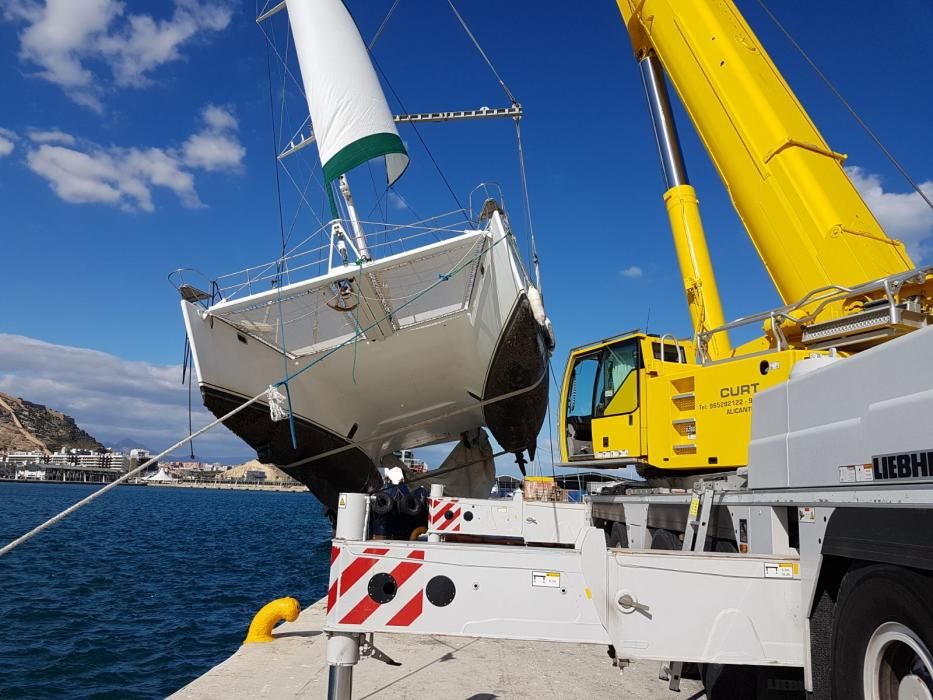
{"left": 445, "top": 0, "right": 541, "bottom": 286}
{"left": 262, "top": 8, "right": 299, "bottom": 447}
{"left": 368, "top": 0, "right": 401, "bottom": 51}
{"left": 283, "top": 168, "right": 320, "bottom": 251}
{"left": 757, "top": 0, "right": 933, "bottom": 212}
{"left": 446, "top": 0, "right": 517, "bottom": 105}
{"left": 264, "top": 36, "right": 289, "bottom": 262}
{"left": 370, "top": 55, "right": 470, "bottom": 223}
{"left": 514, "top": 119, "right": 541, "bottom": 289}
{"left": 256, "top": 19, "right": 307, "bottom": 101}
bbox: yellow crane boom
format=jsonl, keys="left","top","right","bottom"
{"left": 618, "top": 0, "right": 913, "bottom": 316}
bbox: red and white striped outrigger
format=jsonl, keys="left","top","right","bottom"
{"left": 322, "top": 491, "right": 610, "bottom": 699}
{"left": 427, "top": 496, "right": 462, "bottom": 533}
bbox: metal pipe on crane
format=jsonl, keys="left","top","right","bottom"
{"left": 638, "top": 51, "right": 732, "bottom": 359}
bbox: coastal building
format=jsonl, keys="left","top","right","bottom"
{"left": 0, "top": 447, "right": 154, "bottom": 483}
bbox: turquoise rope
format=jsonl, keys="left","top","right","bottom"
{"left": 351, "top": 261, "right": 364, "bottom": 385}
{"left": 273, "top": 260, "right": 299, "bottom": 450}
{"left": 272, "top": 233, "right": 502, "bottom": 391}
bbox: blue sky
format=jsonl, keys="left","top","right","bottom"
{"left": 0, "top": 0, "right": 931, "bottom": 467}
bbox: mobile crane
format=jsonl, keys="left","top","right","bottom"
{"left": 315, "top": 2, "right": 933, "bottom": 699}
{"left": 559, "top": 0, "right": 929, "bottom": 480}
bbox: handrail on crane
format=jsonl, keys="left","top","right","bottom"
{"left": 696, "top": 266, "right": 933, "bottom": 364}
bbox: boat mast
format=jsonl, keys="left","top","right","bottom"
{"left": 338, "top": 175, "right": 371, "bottom": 261}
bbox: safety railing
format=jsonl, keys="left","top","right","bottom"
{"left": 203, "top": 209, "right": 473, "bottom": 302}
{"left": 696, "top": 266, "right": 933, "bottom": 363}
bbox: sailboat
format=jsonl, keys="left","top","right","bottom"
{"left": 175, "top": 0, "right": 553, "bottom": 513}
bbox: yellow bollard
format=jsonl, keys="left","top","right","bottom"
{"left": 244, "top": 597, "right": 301, "bottom": 644}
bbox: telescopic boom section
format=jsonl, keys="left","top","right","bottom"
{"left": 617, "top": 0, "right": 914, "bottom": 317}
{"left": 638, "top": 51, "right": 732, "bottom": 359}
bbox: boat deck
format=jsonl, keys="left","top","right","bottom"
{"left": 171, "top": 598, "right": 701, "bottom": 699}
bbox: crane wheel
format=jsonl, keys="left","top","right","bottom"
{"left": 831, "top": 564, "right": 933, "bottom": 700}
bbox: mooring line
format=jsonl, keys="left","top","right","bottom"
{"left": 0, "top": 391, "right": 270, "bottom": 558}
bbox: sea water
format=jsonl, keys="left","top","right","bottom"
{"left": 0, "top": 482, "right": 331, "bottom": 699}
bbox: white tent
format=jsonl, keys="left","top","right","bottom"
{"left": 143, "top": 467, "right": 176, "bottom": 482}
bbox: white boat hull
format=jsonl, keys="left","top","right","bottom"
{"left": 181, "top": 211, "right": 549, "bottom": 510}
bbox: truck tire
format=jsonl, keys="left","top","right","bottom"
{"left": 832, "top": 564, "right": 933, "bottom": 699}
{"left": 651, "top": 527, "right": 680, "bottom": 550}
{"left": 608, "top": 522, "right": 628, "bottom": 548}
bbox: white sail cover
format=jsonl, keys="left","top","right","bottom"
{"left": 286, "top": 0, "right": 408, "bottom": 186}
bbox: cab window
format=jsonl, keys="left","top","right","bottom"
{"left": 651, "top": 341, "right": 686, "bottom": 363}
{"left": 567, "top": 353, "right": 599, "bottom": 419}
{"left": 565, "top": 353, "right": 600, "bottom": 458}
{"left": 595, "top": 340, "right": 640, "bottom": 416}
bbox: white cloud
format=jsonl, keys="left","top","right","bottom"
{"left": 126, "top": 147, "right": 200, "bottom": 208}
{"left": 27, "top": 145, "right": 126, "bottom": 207}
{"left": 4, "top": 0, "right": 232, "bottom": 111}
{"left": 27, "top": 143, "right": 201, "bottom": 211}
{"left": 620, "top": 265, "right": 643, "bottom": 279}
{"left": 0, "top": 127, "right": 16, "bottom": 157}
{"left": 847, "top": 166, "right": 933, "bottom": 261}
{"left": 202, "top": 103, "right": 237, "bottom": 131}
{"left": 181, "top": 105, "right": 244, "bottom": 172}
{"left": 25, "top": 105, "right": 244, "bottom": 211}
{"left": 0, "top": 334, "right": 248, "bottom": 461}
{"left": 28, "top": 129, "right": 75, "bottom": 145}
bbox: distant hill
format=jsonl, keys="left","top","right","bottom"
{"left": 0, "top": 391, "right": 104, "bottom": 454}
{"left": 108, "top": 437, "right": 153, "bottom": 453}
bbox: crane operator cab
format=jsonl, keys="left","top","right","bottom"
{"left": 560, "top": 332, "right": 687, "bottom": 469}
{"left": 558, "top": 330, "right": 812, "bottom": 476}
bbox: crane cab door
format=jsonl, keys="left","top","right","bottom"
{"left": 563, "top": 338, "right": 643, "bottom": 462}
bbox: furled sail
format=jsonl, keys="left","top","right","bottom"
{"left": 285, "top": 0, "right": 409, "bottom": 187}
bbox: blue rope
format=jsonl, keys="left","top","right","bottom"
{"left": 351, "top": 261, "right": 365, "bottom": 385}
{"left": 282, "top": 380, "right": 298, "bottom": 450}
{"left": 273, "top": 259, "right": 299, "bottom": 450}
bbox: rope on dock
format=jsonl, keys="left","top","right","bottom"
{"left": 0, "top": 389, "right": 273, "bottom": 559}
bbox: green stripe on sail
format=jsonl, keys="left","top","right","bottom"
{"left": 322, "top": 132, "right": 408, "bottom": 185}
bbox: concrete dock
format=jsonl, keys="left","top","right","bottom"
{"left": 172, "top": 599, "right": 702, "bottom": 699}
